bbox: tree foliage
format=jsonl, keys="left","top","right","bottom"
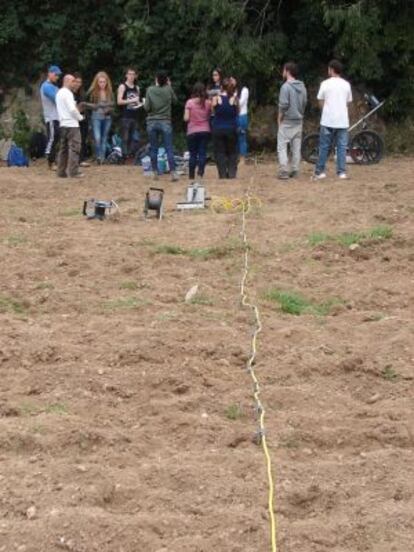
{"left": 0, "top": 0, "right": 413, "bottom": 118}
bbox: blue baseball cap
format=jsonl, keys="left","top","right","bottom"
{"left": 48, "top": 65, "right": 62, "bottom": 75}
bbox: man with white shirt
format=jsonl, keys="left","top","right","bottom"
{"left": 313, "top": 60, "right": 352, "bottom": 180}
{"left": 56, "top": 74, "right": 84, "bottom": 178}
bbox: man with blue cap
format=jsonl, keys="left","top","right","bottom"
{"left": 40, "top": 65, "right": 62, "bottom": 169}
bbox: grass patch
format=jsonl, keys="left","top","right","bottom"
{"left": 119, "top": 280, "right": 139, "bottom": 290}
{"left": 153, "top": 239, "right": 244, "bottom": 260}
{"left": 45, "top": 403, "right": 68, "bottom": 415}
{"left": 5, "top": 234, "right": 28, "bottom": 247}
{"left": 264, "top": 289, "right": 341, "bottom": 316}
{"left": 188, "top": 294, "right": 214, "bottom": 306}
{"left": 61, "top": 208, "right": 81, "bottom": 217}
{"left": 381, "top": 365, "right": 398, "bottom": 381}
{"left": 307, "top": 225, "right": 393, "bottom": 247}
{"left": 103, "top": 297, "right": 146, "bottom": 310}
{"left": 225, "top": 404, "right": 242, "bottom": 420}
{"left": 0, "top": 295, "right": 27, "bottom": 315}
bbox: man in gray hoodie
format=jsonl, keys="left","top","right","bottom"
{"left": 277, "top": 62, "right": 307, "bottom": 179}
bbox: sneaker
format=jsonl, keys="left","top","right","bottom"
{"left": 171, "top": 172, "right": 179, "bottom": 182}
{"left": 338, "top": 173, "right": 349, "bottom": 180}
{"left": 311, "top": 172, "right": 327, "bottom": 181}
{"left": 289, "top": 170, "right": 299, "bottom": 178}
{"left": 80, "top": 161, "right": 90, "bottom": 168}
{"left": 278, "top": 171, "right": 289, "bottom": 180}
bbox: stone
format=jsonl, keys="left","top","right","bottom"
{"left": 26, "top": 506, "right": 37, "bottom": 520}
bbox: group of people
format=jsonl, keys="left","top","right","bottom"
{"left": 277, "top": 59, "right": 352, "bottom": 180}
{"left": 39, "top": 66, "right": 250, "bottom": 181}
{"left": 40, "top": 58, "right": 352, "bottom": 181}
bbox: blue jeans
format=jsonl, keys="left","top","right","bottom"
{"left": 315, "top": 126, "right": 348, "bottom": 175}
{"left": 92, "top": 116, "right": 112, "bottom": 161}
{"left": 146, "top": 120, "right": 175, "bottom": 173}
{"left": 238, "top": 114, "right": 248, "bottom": 156}
{"left": 187, "top": 132, "right": 210, "bottom": 179}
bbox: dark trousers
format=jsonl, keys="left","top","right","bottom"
{"left": 121, "top": 118, "right": 138, "bottom": 158}
{"left": 45, "top": 120, "right": 60, "bottom": 165}
{"left": 212, "top": 129, "right": 238, "bottom": 179}
{"left": 57, "top": 127, "right": 81, "bottom": 177}
{"left": 147, "top": 120, "right": 175, "bottom": 173}
{"left": 187, "top": 132, "right": 210, "bottom": 179}
{"left": 79, "top": 119, "right": 89, "bottom": 162}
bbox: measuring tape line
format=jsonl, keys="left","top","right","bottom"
{"left": 240, "top": 193, "right": 277, "bottom": 552}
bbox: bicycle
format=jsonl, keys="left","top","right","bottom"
{"left": 302, "top": 94, "right": 385, "bottom": 165}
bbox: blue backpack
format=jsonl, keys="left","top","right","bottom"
{"left": 7, "top": 145, "right": 29, "bottom": 167}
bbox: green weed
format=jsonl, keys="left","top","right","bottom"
{"left": 188, "top": 294, "right": 214, "bottom": 306}
{"left": 61, "top": 207, "right": 81, "bottom": 217}
{"left": 5, "top": 234, "right": 28, "bottom": 247}
{"left": 153, "top": 239, "right": 243, "bottom": 260}
{"left": 35, "top": 282, "right": 54, "bottom": 290}
{"left": 119, "top": 281, "right": 139, "bottom": 290}
{"left": 0, "top": 295, "right": 27, "bottom": 315}
{"left": 154, "top": 244, "right": 186, "bottom": 255}
{"left": 45, "top": 403, "right": 68, "bottom": 415}
{"left": 225, "top": 404, "right": 242, "bottom": 420}
{"left": 264, "top": 289, "right": 341, "bottom": 316}
{"left": 381, "top": 365, "right": 398, "bottom": 381}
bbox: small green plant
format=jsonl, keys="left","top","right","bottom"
{"left": 20, "top": 402, "right": 39, "bottom": 416}
{"left": 225, "top": 404, "right": 242, "bottom": 420}
{"left": 264, "top": 289, "right": 341, "bottom": 316}
{"left": 308, "top": 232, "right": 331, "bottom": 247}
{"left": 0, "top": 295, "right": 27, "bottom": 315}
{"left": 45, "top": 403, "right": 68, "bottom": 415}
{"left": 381, "top": 365, "right": 398, "bottom": 381}
{"left": 119, "top": 281, "right": 139, "bottom": 290}
{"left": 103, "top": 297, "right": 145, "bottom": 310}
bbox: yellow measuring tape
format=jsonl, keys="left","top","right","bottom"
{"left": 210, "top": 195, "right": 262, "bottom": 214}
{"left": 240, "top": 193, "right": 277, "bottom": 552}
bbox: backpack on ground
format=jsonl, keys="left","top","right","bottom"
{"left": 7, "top": 145, "right": 29, "bottom": 167}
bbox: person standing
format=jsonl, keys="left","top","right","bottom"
{"left": 313, "top": 60, "right": 353, "bottom": 180}
{"left": 72, "top": 73, "right": 90, "bottom": 167}
{"left": 117, "top": 68, "right": 141, "bottom": 160}
{"left": 211, "top": 78, "right": 239, "bottom": 179}
{"left": 87, "top": 72, "right": 114, "bottom": 164}
{"left": 184, "top": 82, "right": 211, "bottom": 180}
{"left": 55, "top": 74, "right": 84, "bottom": 178}
{"left": 208, "top": 68, "right": 223, "bottom": 98}
{"left": 144, "top": 70, "right": 179, "bottom": 182}
{"left": 277, "top": 62, "right": 307, "bottom": 180}
{"left": 235, "top": 80, "right": 249, "bottom": 160}
{"left": 40, "top": 65, "right": 62, "bottom": 169}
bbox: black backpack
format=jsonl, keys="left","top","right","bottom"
{"left": 29, "top": 131, "right": 47, "bottom": 159}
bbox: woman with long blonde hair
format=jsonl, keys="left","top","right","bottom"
{"left": 87, "top": 71, "right": 114, "bottom": 163}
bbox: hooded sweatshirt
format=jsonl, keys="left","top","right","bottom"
{"left": 144, "top": 85, "right": 177, "bottom": 122}
{"left": 278, "top": 79, "right": 307, "bottom": 122}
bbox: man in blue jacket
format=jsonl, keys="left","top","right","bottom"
{"left": 40, "top": 65, "right": 62, "bottom": 169}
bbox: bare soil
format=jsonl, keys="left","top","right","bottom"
{"left": 0, "top": 157, "right": 413, "bottom": 552}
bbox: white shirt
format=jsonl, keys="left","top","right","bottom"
{"left": 239, "top": 87, "right": 249, "bottom": 116}
{"left": 317, "top": 77, "right": 352, "bottom": 128}
{"left": 56, "top": 87, "right": 83, "bottom": 128}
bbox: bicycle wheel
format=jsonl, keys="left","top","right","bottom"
{"left": 301, "top": 133, "right": 320, "bottom": 164}
{"left": 350, "top": 131, "right": 384, "bottom": 165}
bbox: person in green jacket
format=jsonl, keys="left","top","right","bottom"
{"left": 144, "top": 70, "right": 178, "bottom": 181}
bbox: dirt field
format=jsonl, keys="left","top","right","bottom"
{"left": 0, "top": 156, "right": 413, "bottom": 552}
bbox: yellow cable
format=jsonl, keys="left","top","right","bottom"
{"left": 240, "top": 194, "right": 277, "bottom": 552}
